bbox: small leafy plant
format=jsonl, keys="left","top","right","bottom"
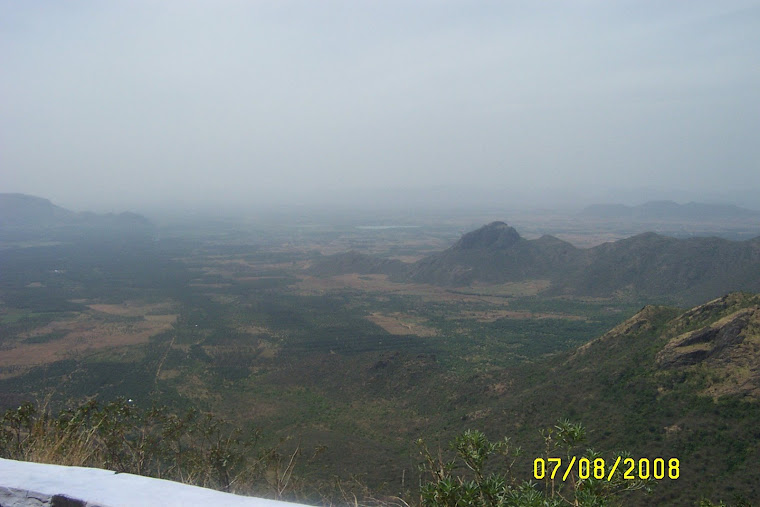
{"left": 416, "top": 420, "right": 654, "bottom": 506}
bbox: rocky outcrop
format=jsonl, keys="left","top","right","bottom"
{"left": 657, "top": 307, "right": 759, "bottom": 368}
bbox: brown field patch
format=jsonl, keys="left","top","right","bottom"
{"left": 387, "top": 255, "right": 426, "bottom": 263}
{"left": 189, "top": 282, "right": 232, "bottom": 289}
{"left": 239, "top": 325, "right": 272, "bottom": 335}
{"left": 176, "top": 373, "right": 221, "bottom": 402}
{"left": 88, "top": 300, "right": 178, "bottom": 317}
{"left": 145, "top": 314, "right": 178, "bottom": 324}
{"left": 295, "top": 274, "right": 521, "bottom": 306}
{"left": 158, "top": 369, "right": 181, "bottom": 380}
{"left": 208, "top": 294, "right": 238, "bottom": 304}
{"left": 366, "top": 312, "right": 438, "bottom": 337}
{"left": 457, "top": 309, "right": 586, "bottom": 322}
{"left": 0, "top": 313, "right": 177, "bottom": 371}
{"left": 194, "top": 257, "right": 304, "bottom": 280}
{"left": 235, "top": 276, "right": 288, "bottom": 283}
{"left": 466, "top": 280, "right": 551, "bottom": 297}
{"left": 296, "top": 274, "right": 396, "bottom": 293}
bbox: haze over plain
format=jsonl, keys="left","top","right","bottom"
{"left": 2, "top": 1, "right": 759, "bottom": 212}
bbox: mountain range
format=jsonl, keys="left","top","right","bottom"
{"left": 0, "top": 193, "right": 151, "bottom": 227}
{"left": 579, "top": 200, "right": 760, "bottom": 222}
{"left": 0, "top": 193, "right": 153, "bottom": 242}
{"left": 310, "top": 221, "right": 760, "bottom": 304}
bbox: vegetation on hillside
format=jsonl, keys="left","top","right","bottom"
{"left": 2, "top": 208, "right": 760, "bottom": 505}
{"left": 6, "top": 402, "right": 750, "bottom": 506}
{"left": 0, "top": 398, "right": 317, "bottom": 502}
{"left": 0, "top": 400, "right": 654, "bottom": 505}
{"left": 416, "top": 421, "right": 655, "bottom": 506}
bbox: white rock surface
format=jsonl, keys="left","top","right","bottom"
{"left": 0, "top": 458, "right": 310, "bottom": 507}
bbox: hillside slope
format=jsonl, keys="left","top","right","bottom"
{"left": 482, "top": 293, "right": 760, "bottom": 504}
{"left": 568, "top": 233, "right": 760, "bottom": 302}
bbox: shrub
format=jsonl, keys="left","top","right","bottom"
{"left": 416, "top": 420, "right": 654, "bottom": 506}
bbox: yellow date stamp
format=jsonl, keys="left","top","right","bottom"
{"left": 533, "top": 457, "right": 679, "bottom": 481}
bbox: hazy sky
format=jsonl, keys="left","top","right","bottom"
{"left": 2, "top": 1, "right": 759, "bottom": 212}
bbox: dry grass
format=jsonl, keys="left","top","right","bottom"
{"left": 18, "top": 424, "right": 100, "bottom": 468}
{"left": 1, "top": 398, "right": 104, "bottom": 468}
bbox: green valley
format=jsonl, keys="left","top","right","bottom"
{"left": 1, "top": 196, "right": 759, "bottom": 505}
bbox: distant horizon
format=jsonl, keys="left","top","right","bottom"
{"left": 3, "top": 1, "right": 758, "bottom": 216}
{"left": 3, "top": 187, "right": 760, "bottom": 218}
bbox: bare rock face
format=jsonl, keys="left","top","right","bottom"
{"left": 654, "top": 300, "right": 760, "bottom": 399}
{"left": 657, "top": 307, "right": 758, "bottom": 368}
{"left": 569, "top": 293, "right": 760, "bottom": 400}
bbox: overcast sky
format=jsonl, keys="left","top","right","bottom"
{"left": 2, "top": 1, "right": 759, "bottom": 212}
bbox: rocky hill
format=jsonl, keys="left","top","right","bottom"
{"left": 0, "top": 193, "right": 153, "bottom": 242}
{"left": 0, "top": 193, "right": 76, "bottom": 227}
{"left": 408, "top": 222, "right": 760, "bottom": 304}
{"left": 309, "top": 221, "right": 760, "bottom": 304}
{"left": 406, "top": 221, "right": 584, "bottom": 286}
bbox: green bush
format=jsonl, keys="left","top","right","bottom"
{"left": 416, "top": 421, "right": 654, "bottom": 507}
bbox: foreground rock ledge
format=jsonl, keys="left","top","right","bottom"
{"left": 0, "top": 458, "right": 310, "bottom": 507}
